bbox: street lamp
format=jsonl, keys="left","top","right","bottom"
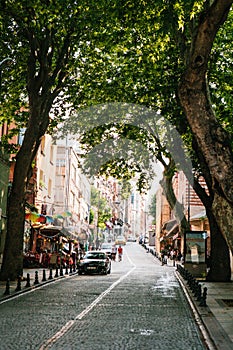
{"left": 187, "top": 182, "right": 191, "bottom": 225}
{"left": 96, "top": 191, "right": 101, "bottom": 249}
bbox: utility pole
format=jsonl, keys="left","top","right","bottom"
{"left": 96, "top": 190, "right": 101, "bottom": 249}
{"left": 187, "top": 182, "right": 191, "bottom": 225}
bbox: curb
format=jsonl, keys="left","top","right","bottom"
{"left": 175, "top": 271, "right": 233, "bottom": 350}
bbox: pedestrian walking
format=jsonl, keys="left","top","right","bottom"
{"left": 50, "top": 251, "right": 58, "bottom": 269}
{"left": 161, "top": 249, "right": 167, "bottom": 265}
{"left": 118, "top": 245, "right": 123, "bottom": 262}
{"left": 111, "top": 245, "right": 117, "bottom": 261}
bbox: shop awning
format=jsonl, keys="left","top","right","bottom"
{"left": 39, "top": 224, "right": 82, "bottom": 241}
{"left": 162, "top": 219, "right": 179, "bottom": 238}
{"left": 190, "top": 209, "right": 206, "bottom": 220}
{"left": 39, "top": 225, "right": 71, "bottom": 238}
{"left": 166, "top": 223, "right": 179, "bottom": 238}
{"left": 172, "top": 232, "right": 181, "bottom": 240}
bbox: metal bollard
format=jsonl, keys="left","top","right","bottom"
{"left": 193, "top": 280, "right": 199, "bottom": 297}
{"left": 196, "top": 284, "right": 202, "bottom": 302}
{"left": 190, "top": 277, "right": 196, "bottom": 293}
{"left": 15, "top": 275, "right": 22, "bottom": 292}
{"left": 25, "top": 273, "right": 31, "bottom": 288}
{"left": 48, "top": 268, "right": 53, "bottom": 280}
{"left": 187, "top": 272, "right": 192, "bottom": 287}
{"left": 54, "top": 266, "right": 59, "bottom": 278}
{"left": 60, "top": 266, "right": 63, "bottom": 276}
{"left": 42, "top": 269, "right": 47, "bottom": 282}
{"left": 184, "top": 268, "right": 189, "bottom": 280}
{"left": 4, "top": 279, "right": 10, "bottom": 295}
{"left": 34, "top": 271, "right": 39, "bottom": 285}
{"left": 199, "top": 287, "right": 208, "bottom": 306}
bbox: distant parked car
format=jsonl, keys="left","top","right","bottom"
{"left": 139, "top": 235, "right": 149, "bottom": 244}
{"left": 78, "top": 251, "right": 111, "bottom": 275}
{"left": 115, "top": 236, "right": 126, "bottom": 245}
{"left": 100, "top": 243, "right": 112, "bottom": 258}
{"left": 23, "top": 252, "right": 40, "bottom": 268}
{"left": 127, "top": 235, "right": 137, "bottom": 242}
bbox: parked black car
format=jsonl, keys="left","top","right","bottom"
{"left": 78, "top": 251, "right": 111, "bottom": 275}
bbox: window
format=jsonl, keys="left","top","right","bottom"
{"left": 39, "top": 170, "right": 45, "bottom": 189}
{"left": 71, "top": 164, "right": 76, "bottom": 182}
{"left": 41, "top": 136, "right": 45, "bottom": 155}
{"left": 56, "top": 159, "right": 65, "bottom": 175}
{"left": 50, "top": 145, "right": 54, "bottom": 165}
{"left": 48, "top": 179, "right": 52, "bottom": 198}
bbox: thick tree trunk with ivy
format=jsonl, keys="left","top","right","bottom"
{"left": 178, "top": 0, "right": 233, "bottom": 255}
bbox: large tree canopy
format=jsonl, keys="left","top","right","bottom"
{"left": 0, "top": 0, "right": 232, "bottom": 280}
{"left": 62, "top": 0, "right": 233, "bottom": 281}
{"left": 0, "top": 0, "right": 114, "bottom": 279}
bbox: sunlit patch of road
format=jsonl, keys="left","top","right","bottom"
{"left": 151, "top": 272, "right": 180, "bottom": 298}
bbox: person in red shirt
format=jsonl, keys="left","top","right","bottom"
{"left": 118, "top": 245, "right": 123, "bottom": 262}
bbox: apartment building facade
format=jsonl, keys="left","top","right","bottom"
{"left": 155, "top": 171, "right": 210, "bottom": 257}
{"left": 30, "top": 135, "right": 92, "bottom": 254}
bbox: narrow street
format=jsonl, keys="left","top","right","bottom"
{"left": 0, "top": 243, "right": 207, "bottom": 350}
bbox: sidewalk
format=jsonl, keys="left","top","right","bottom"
{"left": 176, "top": 271, "right": 233, "bottom": 350}
{"left": 144, "top": 244, "right": 233, "bottom": 350}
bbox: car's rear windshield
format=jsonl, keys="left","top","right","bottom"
{"left": 86, "top": 253, "right": 106, "bottom": 259}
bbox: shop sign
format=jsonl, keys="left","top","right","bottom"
{"left": 184, "top": 231, "right": 207, "bottom": 278}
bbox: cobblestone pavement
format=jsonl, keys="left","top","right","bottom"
{"left": 0, "top": 244, "right": 208, "bottom": 350}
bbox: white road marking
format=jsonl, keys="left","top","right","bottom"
{"left": 39, "top": 252, "right": 136, "bottom": 350}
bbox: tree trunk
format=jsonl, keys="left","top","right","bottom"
{"left": 1, "top": 191, "right": 25, "bottom": 281}
{"left": 191, "top": 177, "right": 231, "bottom": 281}
{"left": 207, "top": 226, "right": 231, "bottom": 282}
{"left": 0, "top": 106, "right": 49, "bottom": 281}
{"left": 206, "top": 210, "right": 231, "bottom": 282}
{"left": 0, "top": 152, "right": 29, "bottom": 280}
{"left": 212, "top": 194, "right": 233, "bottom": 253}
{"left": 162, "top": 159, "right": 231, "bottom": 281}
{"left": 0, "top": 4, "right": 71, "bottom": 281}
{"left": 160, "top": 167, "right": 190, "bottom": 235}
{"left": 178, "top": 76, "right": 233, "bottom": 254}
{"left": 178, "top": 0, "right": 233, "bottom": 254}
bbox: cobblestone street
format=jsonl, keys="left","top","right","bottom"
{"left": 0, "top": 243, "right": 207, "bottom": 350}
